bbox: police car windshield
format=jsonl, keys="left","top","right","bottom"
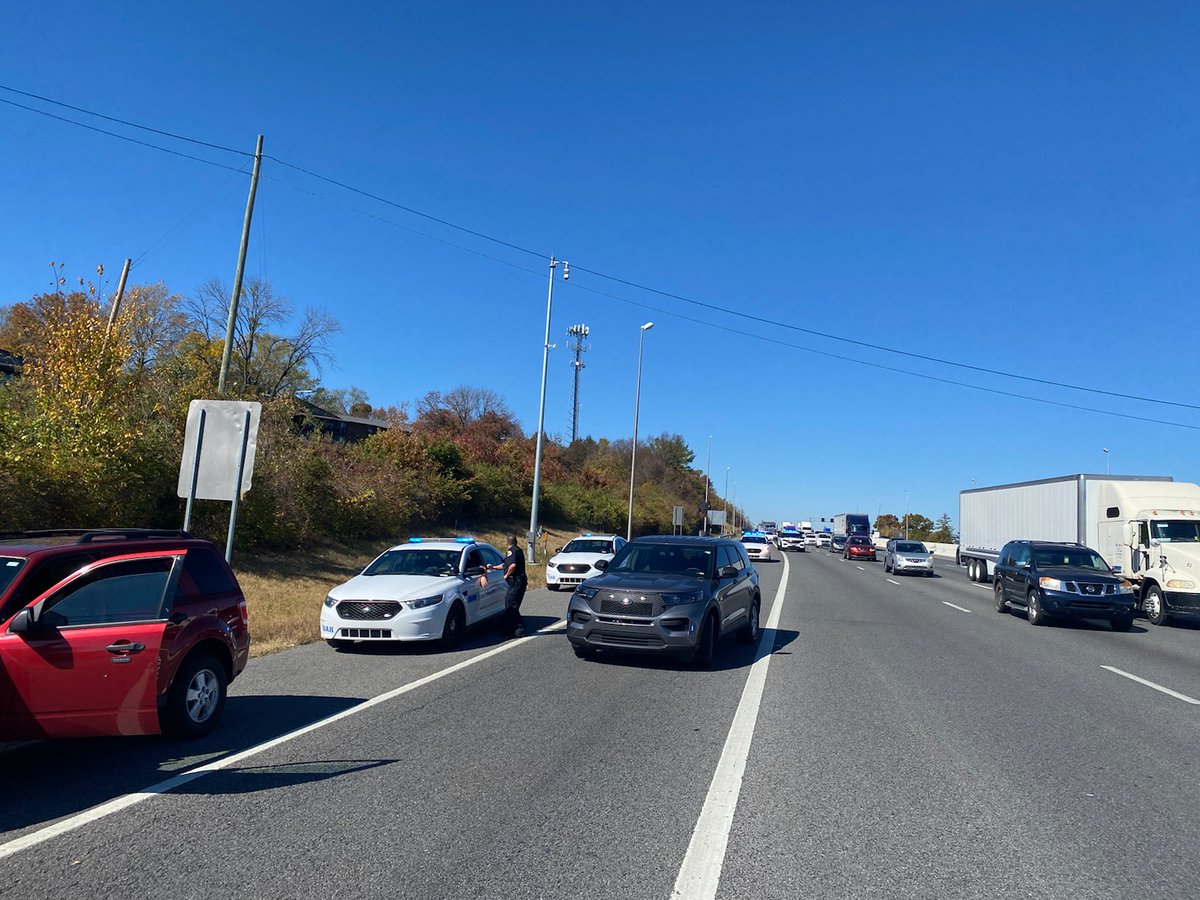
{"left": 608, "top": 543, "right": 713, "bottom": 578}
{"left": 363, "top": 549, "right": 461, "bottom": 576}
{"left": 562, "top": 539, "right": 613, "bottom": 554}
{"left": 741, "top": 536, "right": 766, "bottom": 544}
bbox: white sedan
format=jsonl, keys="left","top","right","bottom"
{"left": 546, "top": 534, "right": 626, "bottom": 591}
{"left": 740, "top": 532, "right": 774, "bottom": 562}
{"left": 320, "top": 537, "right": 508, "bottom": 648}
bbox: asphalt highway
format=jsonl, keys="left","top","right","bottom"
{"left": 3, "top": 547, "right": 1199, "bottom": 899}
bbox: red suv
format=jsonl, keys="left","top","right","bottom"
{"left": 844, "top": 536, "right": 878, "bottom": 561}
{"left": 0, "top": 529, "right": 250, "bottom": 740}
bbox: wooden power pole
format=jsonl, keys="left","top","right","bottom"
{"left": 218, "top": 134, "right": 264, "bottom": 395}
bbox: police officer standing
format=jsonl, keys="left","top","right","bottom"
{"left": 487, "top": 535, "right": 527, "bottom": 638}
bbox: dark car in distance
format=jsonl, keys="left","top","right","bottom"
{"left": 565, "top": 535, "right": 761, "bottom": 667}
{"left": 0, "top": 529, "right": 250, "bottom": 740}
{"left": 844, "top": 536, "right": 877, "bottom": 561}
{"left": 992, "top": 540, "right": 1135, "bottom": 631}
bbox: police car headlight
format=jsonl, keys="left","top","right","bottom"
{"left": 546, "top": 562, "right": 557, "bottom": 569}
{"left": 323, "top": 594, "right": 337, "bottom": 608}
{"left": 661, "top": 591, "right": 704, "bottom": 607}
{"left": 405, "top": 595, "right": 444, "bottom": 610}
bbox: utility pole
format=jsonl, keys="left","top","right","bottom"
{"left": 567, "top": 324, "right": 590, "bottom": 443}
{"left": 218, "top": 134, "right": 264, "bottom": 395}
{"left": 529, "top": 258, "right": 567, "bottom": 561}
{"left": 702, "top": 434, "right": 711, "bottom": 535}
{"left": 104, "top": 258, "right": 132, "bottom": 340}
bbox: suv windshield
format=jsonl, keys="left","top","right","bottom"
{"left": 1151, "top": 521, "right": 1200, "bottom": 543}
{"left": 363, "top": 549, "right": 461, "bottom": 576}
{"left": 848, "top": 537, "right": 872, "bottom": 546}
{"left": 608, "top": 543, "right": 713, "bottom": 578}
{"left": 1033, "top": 548, "right": 1109, "bottom": 571}
{"left": 562, "top": 539, "right": 614, "bottom": 554}
{"left": 896, "top": 542, "right": 926, "bottom": 553}
{"left": 0, "top": 557, "right": 26, "bottom": 596}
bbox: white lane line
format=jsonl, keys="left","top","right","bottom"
{"left": 1101, "top": 666, "right": 1200, "bottom": 706}
{"left": 886, "top": 578, "right": 901, "bottom": 586}
{"left": 672, "top": 550, "right": 790, "bottom": 900}
{"left": 942, "top": 601, "right": 972, "bottom": 614}
{"left": 0, "top": 618, "right": 568, "bottom": 862}
{"left": 969, "top": 583, "right": 992, "bottom": 591}
{"left": 855, "top": 566, "right": 865, "bottom": 571}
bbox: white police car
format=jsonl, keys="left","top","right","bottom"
{"left": 740, "top": 530, "right": 774, "bottom": 562}
{"left": 546, "top": 533, "right": 626, "bottom": 591}
{"left": 320, "top": 537, "right": 508, "bottom": 648}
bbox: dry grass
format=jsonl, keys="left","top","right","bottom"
{"left": 233, "top": 523, "right": 582, "bottom": 657}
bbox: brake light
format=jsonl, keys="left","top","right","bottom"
{"left": 238, "top": 598, "right": 249, "bottom": 626}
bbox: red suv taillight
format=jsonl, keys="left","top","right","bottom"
{"left": 238, "top": 598, "right": 249, "bottom": 626}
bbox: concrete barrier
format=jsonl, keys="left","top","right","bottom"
{"left": 872, "top": 538, "right": 960, "bottom": 561}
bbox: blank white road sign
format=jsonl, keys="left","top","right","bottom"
{"left": 177, "top": 399, "right": 262, "bottom": 501}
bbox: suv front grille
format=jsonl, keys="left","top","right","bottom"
{"left": 600, "top": 598, "right": 655, "bottom": 617}
{"left": 337, "top": 601, "right": 402, "bottom": 620}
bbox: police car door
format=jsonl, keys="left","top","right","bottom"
{"left": 478, "top": 547, "right": 507, "bottom": 619}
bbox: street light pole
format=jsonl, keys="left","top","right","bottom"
{"left": 626, "top": 322, "right": 654, "bottom": 541}
{"left": 905, "top": 490, "right": 910, "bottom": 539}
{"left": 733, "top": 481, "right": 738, "bottom": 533}
{"left": 528, "top": 256, "right": 567, "bottom": 562}
{"left": 702, "top": 434, "right": 712, "bottom": 536}
{"left": 724, "top": 467, "right": 731, "bottom": 535}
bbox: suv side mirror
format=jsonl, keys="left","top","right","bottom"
{"left": 1015, "top": 560, "right": 1030, "bottom": 569}
{"left": 554, "top": 547, "right": 563, "bottom": 553}
{"left": 720, "top": 564, "right": 739, "bottom": 579}
{"left": 594, "top": 559, "right": 609, "bottom": 571}
{"left": 8, "top": 607, "right": 38, "bottom": 635}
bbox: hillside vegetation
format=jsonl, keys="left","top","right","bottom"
{"left": 0, "top": 274, "right": 737, "bottom": 547}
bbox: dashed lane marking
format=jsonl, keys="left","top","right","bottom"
{"left": 886, "top": 578, "right": 901, "bottom": 586}
{"left": 942, "top": 601, "right": 972, "bottom": 613}
{"left": 1101, "top": 665, "right": 1200, "bottom": 705}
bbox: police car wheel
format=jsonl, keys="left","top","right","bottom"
{"left": 441, "top": 603, "right": 466, "bottom": 647}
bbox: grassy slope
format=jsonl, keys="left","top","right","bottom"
{"left": 234, "top": 523, "right": 578, "bottom": 657}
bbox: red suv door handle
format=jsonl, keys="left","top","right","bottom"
{"left": 105, "top": 642, "right": 146, "bottom": 654}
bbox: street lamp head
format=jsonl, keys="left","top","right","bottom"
{"left": 562, "top": 261, "right": 570, "bottom": 281}
{"left": 1103, "top": 447, "right": 1109, "bottom": 453}
{"left": 641, "top": 321, "right": 654, "bottom": 331}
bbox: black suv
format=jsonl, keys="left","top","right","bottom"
{"left": 993, "top": 540, "right": 1135, "bottom": 631}
{"left": 565, "top": 535, "right": 761, "bottom": 667}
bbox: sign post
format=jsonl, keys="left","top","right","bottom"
{"left": 177, "top": 400, "right": 262, "bottom": 561}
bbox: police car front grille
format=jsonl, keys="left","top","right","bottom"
{"left": 558, "top": 564, "right": 591, "bottom": 574}
{"left": 337, "top": 601, "right": 402, "bottom": 620}
{"left": 340, "top": 628, "right": 393, "bottom": 639}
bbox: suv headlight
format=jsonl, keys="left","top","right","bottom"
{"left": 1117, "top": 582, "right": 1135, "bottom": 594}
{"left": 661, "top": 590, "right": 704, "bottom": 607}
{"left": 323, "top": 594, "right": 338, "bottom": 608}
{"left": 405, "top": 595, "right": 444, "bottom": 609}
{"left": 575, "top": 586, "right": 598, "bottom": 600}
{"left": 1039, "top": 577, "right": 1065, "bottom": 591}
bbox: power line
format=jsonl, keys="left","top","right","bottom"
{"left": 0, "top": 83, "right": 251, "bottom": 157}
{"left": 5, "top": 82, "right": 1197, "bottom": 416}
{"left": 568, "top": 264, "right": 1200, "bottom": 413}
{"left": 562, "top": 279, "right": 1200, "bottom": 432}
{"left": 0, "top": 96, "right": 246, "bottom": 173}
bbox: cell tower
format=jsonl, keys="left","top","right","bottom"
{"left": 566, "top": 324, "right": 590, "bottom": 442}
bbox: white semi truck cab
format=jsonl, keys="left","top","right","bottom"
{"left": 1097, "top": 490, "right": 1200, "bottom": 625}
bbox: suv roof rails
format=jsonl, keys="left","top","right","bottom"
{"left": 77, "top": 529, "right": 194, "bottom": 543}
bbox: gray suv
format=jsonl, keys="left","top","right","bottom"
{"left": 565, "top": 536, "right": 761, "bottom": 667}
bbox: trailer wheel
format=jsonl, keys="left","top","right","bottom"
{"left": 967, "top": 559, "right": 978, "bottom": 582}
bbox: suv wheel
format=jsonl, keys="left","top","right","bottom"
{"left": 1145, "top": 586, "right": 1170, "bottom": 626}
{"left": 738, "top": 599, "right": 760, "bottom": 644}
{"left": 1027, "top": 589, "right": 1049, "bottom": 626}
{"left": 994, "top": 581, "right": 1007, "bottom": 614}
{"left": 163, "top": 652, "right": 227, "bottom": 739}
{"left": 690, "top": 614, "right": 717, "bottom": 669}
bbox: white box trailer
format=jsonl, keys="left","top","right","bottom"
{"left": 959, "top": 474, "right": 1200, "bottom": 624}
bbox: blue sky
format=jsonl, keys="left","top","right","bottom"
{"left": 3, "top": 1, "right": 1198, "bottom": 528}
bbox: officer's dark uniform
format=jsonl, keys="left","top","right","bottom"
{"left": 500, "top": 543, "right": 527, "bottom": 636}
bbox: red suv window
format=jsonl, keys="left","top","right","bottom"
{"left": 40, "top": 557, "right": 175, "bottom": 627}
